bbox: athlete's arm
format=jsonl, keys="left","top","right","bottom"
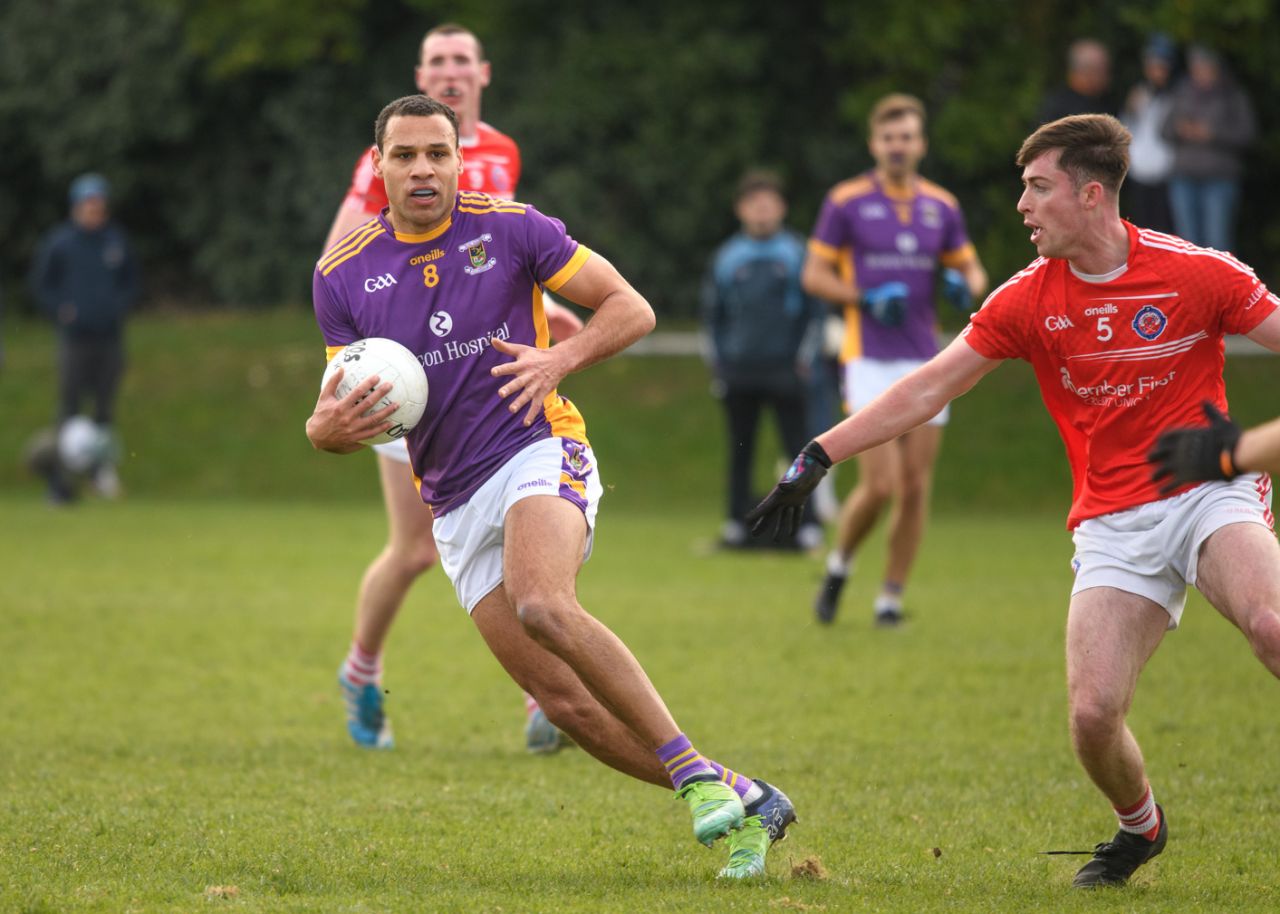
{"left": 801, "top": 249, "right": 857, "bottom": 307}
{"left": 1234, "top": 417, "right": 1280, "bottom": 474}
{"left": 490, "top": 252, "right": 655, "bottom": 425}
{"left": 305, "top": 367, "right": 397, "bottom": 454}
{"left": 544, "top": 298, "right": 585, "bottom": 342}
{"left": 816, "top": 335, "right": 1000, "bottom": 463}
{"left": 958, "top": 256, "right": 989, "bottom": 301}
{"left": 1245, "top": 308, "right": 1280, "bottom": 354}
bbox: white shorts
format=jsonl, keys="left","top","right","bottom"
{"left": 843, "top": 357, "right": 948, "bottom": 426}
{"left": 372, "top": 438, "right": 411, "bottom": 463}
{"left": 432, "top": 436, "right": 603, "bottom": 614}
{"left": 1071, "top": 474, "right": 1274, "bottom": 629}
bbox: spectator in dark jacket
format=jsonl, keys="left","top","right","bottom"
{"left": 29, "top": 173, "right": 139, "bottom": 501}
{"left": 1038, "top": 38, "right": 1117, "bottom": 124}
{"left": 1164, "top": 44, "right": 1257, "bottom": 252}
{"left": 702, "top": 170, "right": 824, "bottom": 550}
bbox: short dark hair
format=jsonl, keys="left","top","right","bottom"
{"left": 869, "top": 93, "right": 926, "bottom": 131}
{"left": 374, "top": 94, "right": 459, "bottom": 151}
{"left": 423, "top": 23, "right": 484, "bottom": 61}
{"left": 735, "top": 169, "right": 785, "bottom": 203}
{"left": 1016, "top": 113, "right": 1130, "bottom": 193}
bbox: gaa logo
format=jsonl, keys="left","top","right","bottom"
{"left": 1132, "top": 305, "right": 1167, "bottom": 341}
{"left": 364, "top": 273, "right": 398, "bottom": 293}
{"left": 430, "top": 311, "right": 454, "bottom": 338}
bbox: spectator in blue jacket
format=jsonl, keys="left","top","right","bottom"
{"left": 703, "top": 170, "right": 824, "bottom": 550}
{"left": 29, "top": 173, "right": 139, "bottom": 501}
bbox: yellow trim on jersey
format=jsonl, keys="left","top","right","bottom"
{"left": 940, "top": 242, "right": 977, "bottom": 269}
{"left": 457, "top": 190, "right": 526, "bottom": 215}
{"left": 318, "top": 218, "right": 380, "bottom": 267}
{"left": 544, "top": 392, "right": 589, "bottom": 445}
{"left": 393, "top": 217, "right": 453, "bottom": 244}
{"left": 319, "top": 222, "right": 385, "bottom": 275}
{"left": 543, "top": 246, "right": 592, "bottom": 292}
{"left": 830, "top": 176, "right": 875, "bottom": 205}
{"left": 915, "top": 177, "right": 961, "bottom": 210}
{"left": 837, "top": 249, "right": 862, "bottom": 363}
{"left": 532, "top": 286, "right": 551, "bottom": 349}
{"left": 458, "top": 205, "right": 528, "bottom": 215}
{"left": 325, "top": 345, "right": 345, "bottom": 361}
{"left": 807, "top": 238, "right": 840, "bottom": 263}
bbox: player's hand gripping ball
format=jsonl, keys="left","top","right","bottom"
{"left": 321, "top": 338, "right": 429, "bottom": 445}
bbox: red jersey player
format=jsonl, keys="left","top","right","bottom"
{"left": 749, "top": 114, "right": 1280, "bottom": 890}
{"left": 321, "top": 24, "right": 581, "bottom": 754}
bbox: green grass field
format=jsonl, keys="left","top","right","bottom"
{"left": 2, "top": 310, "right": 1278, "bottom": 912}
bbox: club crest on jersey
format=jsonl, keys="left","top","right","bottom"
{"left": 1132, "top": 305, "right": 1168, "bottom": 341}
{"left": 460, "top": 233, "right": 497, "bottom": 275}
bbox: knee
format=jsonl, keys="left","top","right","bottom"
{"left": 857, "top": 476, "right": 896, "bottom": 505}
{"left": 1069, "top": 693, "right": 1126, "bottom": 745}
{"left": 1244, "top": 607, "right": 1280, "bottom": 657}
{"left": 515, "top": 595, "right": 580, "bottom": 647}
{"left": 388, "top": 538, "right": 438, "bottom": 578}
{"left": 898, "top": 473, "right": 931, "bottom": 507}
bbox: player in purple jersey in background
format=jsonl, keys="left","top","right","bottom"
{"left": 306, "top": 95, "right": 797, "bottom": 878}
{"left": 803, "top": 94, "right": 988, "bottom": 627}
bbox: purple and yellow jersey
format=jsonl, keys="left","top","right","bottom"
{"left": 808, "top": 172, "right": 976, "bottom": 362}
{"left": 313, "top": 191, "right": 591, "bottom": 516}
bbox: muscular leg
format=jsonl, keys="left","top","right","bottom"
{"left": 1194, "top": 522, "right": 1280, "bottom": 678}
{"left": 353, "top": 454, "right": 438, "bottom": 653}
{"left": 1065, "top": 587, "right": 1169, "bottom": 807}
{"left": 503, "top": 495, "right": 680, "bottom": 750}
{"left": 882, "top": 424, "right": 942, "bottom": 586}
{"left": 471, "top": 585, "right": 667, "bottom": 785}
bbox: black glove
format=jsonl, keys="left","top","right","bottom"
{"left": 1148, "top": 401, "right": 1242, "bottom": 496}
{"left": 747, "top": 440, "right": 832, "bottom": 540}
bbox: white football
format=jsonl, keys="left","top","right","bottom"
{"left": 58, "top": 415, "right": 111, "bottom": 473}
{"left": 321, "top": 337, "right": 429, "bottom": 445}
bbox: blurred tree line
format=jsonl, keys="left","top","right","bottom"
{"left": 2, "top": 0, "right": 1276, "bottom": 318}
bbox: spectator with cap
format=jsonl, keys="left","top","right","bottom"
{"left": 1164, "top": 44, "right": 1257, "bottom": 253}
{"left": 1121, "top": 33, "right": 1178, "bottom": 234}
{"left": 29, "top": 173, "right": 139, "bottom": 502}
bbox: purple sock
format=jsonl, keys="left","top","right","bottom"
{"left": 656, "top": 733, "right": 717, "bottom": 788}
{"left": 707, "top": 760, "right": 753, "bottom": 799}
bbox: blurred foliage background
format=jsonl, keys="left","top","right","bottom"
{"left": 1, "top": 0, "right": 1277, "bottom": 316}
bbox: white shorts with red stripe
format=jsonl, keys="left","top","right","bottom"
{"left": 1070, "top": 473, "right": 1274, "bottom": 629}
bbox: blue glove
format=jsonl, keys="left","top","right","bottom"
{"left": 859, "top": 281, "right": 909, "bottom": 327}
{"left": 941, "top": 268, "right": 972, "bottom": 312}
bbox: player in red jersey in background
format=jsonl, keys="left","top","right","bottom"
{"left": 323, "top": 23, "right": 582, "bottom": 752}
{"left": 749, "top": 114, "right": 1280, "bottom": 889}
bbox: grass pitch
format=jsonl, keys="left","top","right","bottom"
{"left": 3, "top": 498, "right": 1279, "bottom": 913}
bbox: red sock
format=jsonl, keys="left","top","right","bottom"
{"left": 1115, "top": 784, "right": 1161, "bottom": 840}
{"left": 342, "top": 641, "right": 381, "bottom": 686}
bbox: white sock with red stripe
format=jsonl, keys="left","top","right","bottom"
{"left": 1115, "top": 784, "right": 1161, "bottom": 840}
{"left": 342, "top": 641, "right": 381, "bottom": 687}
{"left": 524, "top": 692, "right": 541, "bottom": 719}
